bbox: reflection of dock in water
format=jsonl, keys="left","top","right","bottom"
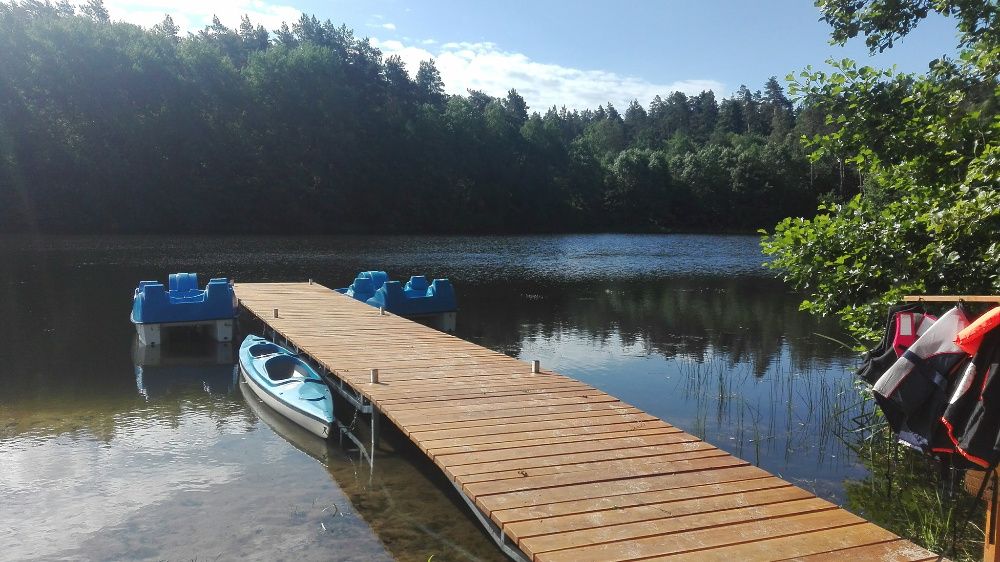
{"left": 237, "top": 282, "right": 938, "bottom": 562}
{"left": 239, "top": 378, "right": 508, "bottom": 561}
{"left": 133, "top": 338, "right": 237, "bottom": 399}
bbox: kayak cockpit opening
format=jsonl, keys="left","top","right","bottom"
{"left": 263, "top": 355, "right": 313, "bottom": 382}
{"left": 248, "top": 342, "right": 283, "bottom": 358}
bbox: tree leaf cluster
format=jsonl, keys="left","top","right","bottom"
{"left": 762, "top": 0, "right": 1000, "bottom": 341}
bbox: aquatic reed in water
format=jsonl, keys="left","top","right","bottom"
{"left": 676, "top": 355, "right": 858, "bottom": 477}
{"left": 676, "top": 355, "right": 985, "bottom": 560}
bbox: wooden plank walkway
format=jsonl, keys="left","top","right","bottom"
{"left": 235, "top": 282, "right": 939, "bottom": 562}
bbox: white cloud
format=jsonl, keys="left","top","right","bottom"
{"left": 375, "top": 39, "right": 725, "bottom": 111}
{"left": 92, "top": 2, "right": 723, "bottom": 112}
{"left": 96, "top": 0, "right": 301, "bottom": 32}
{"left": 371, "top": 37, "right": 433, "bottom": 65}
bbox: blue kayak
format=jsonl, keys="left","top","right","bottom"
{"left": 238, "top": 335, "right": 333, "bottom": 438}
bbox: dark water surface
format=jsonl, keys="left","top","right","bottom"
{"left": 0, "top": 234, "right": 864, "bottom": 561}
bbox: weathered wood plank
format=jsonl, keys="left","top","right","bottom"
{"left": 450, "top": 443, "right": 722, "bottom": 480}
{"left": 502, "top": 484, "right": 812, "bottom": 542}
{"left": 533, "top": 510, "right": 864, "bottom": 562}
{"left": 475, "top": 465, "right": 773, "bottom": 517}
{"left": 521, "top": 497, "right": 837, "bottom": 558}
{"left": 407, "top": 412, "right": 660, "bottom": 442}
{"left": 772, "top": 538, "right": 939, "bottom": 561}
{"left": 492, "top": 477, "right": 793, "bottom": 527}
{"left": 436, "top": 432, "right": 703, "bottom": 466}
{"left": 660, "top": 523, "right": 920, "bottom": 562}
{"left": 457, "top": 449, "right": 732, "bottom": 485}
{"left": 420, "top": 423, "right": 678, "bottom": 456}
{"left": 463, "top": 455, "right": 751, "bottom": 497}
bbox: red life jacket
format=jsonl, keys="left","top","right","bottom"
{"left": 857, "top": 303, "right": 927, "bottom": 386}
{"left": 892, "top": 311, "right": 936, "bottom": 357}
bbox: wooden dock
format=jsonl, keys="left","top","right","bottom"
{"left": 236, "top": 282, "right": 939, "bottom": 562}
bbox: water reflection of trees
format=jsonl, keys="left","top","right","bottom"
{"left": 458, "top": 276, "right": 852, "bottom": 374}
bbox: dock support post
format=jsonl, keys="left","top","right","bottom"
{"left": 531, "top": 360, "right": 540, "bottom": 374}
{"left": 368, "top": 369, "right": 381, "bottom": 449}
{"left": 371, "top": 408, "right": 381, "bottom": 451}
{"left": 273, "top": 308, "right": 278, "bottom": 318}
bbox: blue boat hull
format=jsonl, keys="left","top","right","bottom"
{"left": 132, "top": 273, "right": 237, "bottom": 346}
{"left": 132, "top": 273, "right": 237, "bottom": 324}
{"left": 238, "top": 335, "right": 333, "bottom": 439}
{"left": 338, "top": 271, "right": 457, "bottom": 316}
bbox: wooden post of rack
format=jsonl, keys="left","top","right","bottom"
{"left": 964, "top": 470, "right": 1000, "bottom": 562}
{"left": 905, "top": 294, "right": 1000, "bottom": 562}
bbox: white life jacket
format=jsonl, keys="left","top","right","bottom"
{"left": 873, "top": 306, "right": 971, "bottom": 452}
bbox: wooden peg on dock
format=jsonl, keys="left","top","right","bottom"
{"left": 370, "top": 368, "right": 379, "bottom": 384}
{"left": 273, "top": 308, "right": 279, "bottom": 318}
{"left": 531, "top": 360, "right": 540, "bottom": 374}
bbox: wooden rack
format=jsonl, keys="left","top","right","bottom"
{"left": 905, "top": 295, "right": 1000, "bottom": 562}
{"left": 903, "top": 295, "right": 1000, "bottom": 303}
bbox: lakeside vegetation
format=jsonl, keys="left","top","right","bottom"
{"left": 0, "top": 0, "right": 848, "bottom": 234}
{"left": 845, "top": 390, "right": 984, "bottom": 560}
{"left": 761, "top": 3, "right": 999, "bottom": 560}
{"left": 762, "top": 0, "right": 1000, "bottom": 339}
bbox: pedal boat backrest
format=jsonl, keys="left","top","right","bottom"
{"left": 404, "top": 275, "right": 429, "bottom": 297}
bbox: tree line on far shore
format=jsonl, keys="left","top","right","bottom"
{"left": 0, "top": 1, "right": 848, "bottom": 234}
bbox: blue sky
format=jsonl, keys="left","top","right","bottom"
{"left": 100, "top": 0, "right": 959, "bottom": 111}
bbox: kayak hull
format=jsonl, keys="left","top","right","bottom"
{"left": 238, "top": 335, "right": 333, "bottom": 439}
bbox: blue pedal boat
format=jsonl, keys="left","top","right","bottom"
{"left": 131, "top": 273, "right": 237, "bottom": 346}
{"left": 337, "top": 270, "right": 457, "bottom": 316}
{"left": 238, "top": 335, "right": 334, "bottom": 439}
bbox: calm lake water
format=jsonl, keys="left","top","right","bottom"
{"left": 0, "top": 234, "right": 865, "bottom": 561}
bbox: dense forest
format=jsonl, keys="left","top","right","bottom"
{"left": 0, "top": 1, "right": 848, "bottom": 234}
